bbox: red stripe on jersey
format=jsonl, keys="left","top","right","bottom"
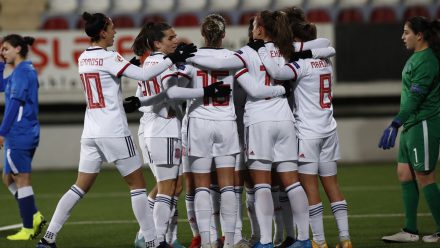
{"left": 161, "top": 73, "right": 178, "bottom": 82}
{"left": 233, "top": 53, "right": 247, "bottom": 67}
{"left": 299, "top": 42, "right": 304, "bottom": 52}
{"left": 177, "top": 72, "right": 191, "bottom": 80}
{"left": 117, "top": 63, "right": 130, "bottom": 77}
{"left": 234, "top": 68, "right": 248, "bottom": 79}
{"left": 287, "top": 64, "right": 298, "bottom": 81}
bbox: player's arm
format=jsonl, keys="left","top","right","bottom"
{"left": 0, "top": 98, "right": 21, "bottom": 138}
{"left": 257, "top": 47, "right": 297, "bottom": 81}
{"left": 395, "top": 63, "right": 437, "bottom": 123}
{"left": 235, "top": 69, "right": 287, "bottom": 98}
{"left": 294, "top": 38, "right": 331, "bottom": 51}
{"left": 188, "top": 54, "right": 244, "bottom": 70}
{"left": 0, "top": 62, "right": 6, "bottom": 92}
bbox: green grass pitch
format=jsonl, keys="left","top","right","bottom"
{"left": 1, "top": 163, "right": 439, "bottom": 248}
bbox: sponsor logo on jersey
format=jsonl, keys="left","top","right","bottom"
{"left": 175, "top": 148, "right": 181, "bottom": 159}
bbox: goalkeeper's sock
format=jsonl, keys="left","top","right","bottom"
{"left": 401, "top": 181, "right": 419, "bottom": 233}
{"left": 423, "top": 183, "right": 440, "bottom": 232}
{"left": 331, "top": 200, "right": 350, "bottom": 241}
{"left": 44, "top": 185, "right": 85, "bottom": 243}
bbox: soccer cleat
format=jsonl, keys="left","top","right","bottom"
{"left": 422, "top": 232, "right": 440, "bottom": 243}
{"left": 158, "top": 241, "right": 172, "bottom": 248}
{"left": 311, "top": 240, "right": 328, "bottom": 248}
{"left": 211, "top": 239, "right": 222, "bottom": 248}
{"left": 36, "top": 238, "right": 58, "bottom": 248}
{"left": 33, "top": 211, "right": 47, "bottom": 238}
{"left": 189, "top": 236, "right": 201, "bottom": 248}
{"left": 134, "top": 231, "right": 146, "bottom": 248}
{"left": 252, "top": 242, "right": 274, "bottom": 248}
{"left": 248, "top": 235, "right": 260, "bottom": 248}
{"left": 382, "top": 229, "right": 419, "bottom": 243}
{"left": 234, "top": 239, "right": 250, "bottom": 248}
{"left": 275, "top": 236, "right": 296, "bottom": 248}
{"left": 7, "top": 227, "right": 35, "bottom": 241}
{"left": 172, "top": 239, "right": 186, "bottom": 248}
{"left": 291, "top": 239, "right": 312, "bottom": 248}
{"left": 335, "top": 240, "right": 352, "bottom": 248}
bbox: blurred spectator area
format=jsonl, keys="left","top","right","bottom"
{"left": 0, "top": 0, "right": 438, "bottom": 31}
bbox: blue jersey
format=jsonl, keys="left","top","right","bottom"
{"left": 2, "top": 61, "right": 40, "bottom": 149}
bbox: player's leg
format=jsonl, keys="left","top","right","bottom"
{"left": 249, "top": 162, "right": 273, "bottom": 246}
{"left": 382, "top": 130, "right": 419, "bottom": 243}
{"left": 411, "top": 119, "right": 440, "bottom": 243}
{"left": 233, "top": 152, "right": 250, "bottom": 248}
{"left": 38, "top": 139, "right": 102, "bottom": 246}
{"left": 271, "top": 174, "right": 284, "bottom": 247}
{"left": 167, "top": 173, "right": 184, "bottom": 248}
{"left": 244, "top": 170, "right": 260, "bottom": 246}
{"left": 210, "top": 173, "right": 221, "bottom": 247}
{"left": 6, "top": 148, "right": 45, "bottom": 241}
{"left": 192, "top": 156, "right": 213, "bottom": 248}
{"left": 274, "top": 121, "right": 310, "bottom": 247}
{"left": 216, "top": 155, "right": 237, "bottom": 248}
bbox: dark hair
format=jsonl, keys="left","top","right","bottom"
{"left": 407, "top": 16, "right": 440, "bottom": 58}
{"left": 248, "top": 17, "right": 254, "bottom": 43}
{"left": 291, "top": 22, "right": 317, "bottom": 42}
{"left": 256, "top": 10, "right": 294, "bottom": 60}
{"left": 132, "top": 22, "right": 172, "bottom": 56}
{"left": 283, "top": 6, "right": 306, "bottom": 24}
{"left": 2, "top": 34, "right": 35, "bottom": 57}
{"left": 201, "top": 14, "right": 225, "bottom": 47}
{"left": 82, "top": 12, "right": 111, "bottom": 42}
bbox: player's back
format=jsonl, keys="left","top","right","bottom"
{"left": 293, "top": 58, "right": 337, "bottom": 138}
{"left": 78, "top": 47, "right": 130, "bottom": 138}
{"left": 185, "top": 48, "right": 236, "bottom": 121}
{"left": 138, "top": 52, "right": 181, "bottom": 138}
{"left": 235, "top": 44, "right": 294, "bottom": 126}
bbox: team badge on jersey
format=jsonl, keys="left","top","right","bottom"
{"left": 235, "top": 50, "right": 243, "bottom": 54}
{"left": 116, "top": 55, "right": 124, "bottom": 62}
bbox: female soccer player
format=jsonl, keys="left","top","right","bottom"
{"left": 254, "top": 19, "right": 350, "bottom": 248}
{"left": 0, "top": 34, "right": 46, "bottom": 241}
{"left": 379, "top": 16, "right": 440, "bottom": 244}
{"left": 36, "top": 12, "right": 195, "bottom": 248}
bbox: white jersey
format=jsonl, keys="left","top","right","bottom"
{"left": 234, "top": 44, "right": 294, "bottom": 127}
{"left": 137, "top": 52, "right": 181, "bottom": 138}
{"left": 289, "top": 58, "right": 337, "bottom": 138}
{"left": 78, "top": 46, "right": 131, "bottom": 138}
{"left": 179, "top": 48, "right": 236, "bottom": 121}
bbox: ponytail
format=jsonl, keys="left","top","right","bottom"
{"left": 82, "top": 12, "right": 111, "bottom": 42}
{"left": 201, "top": 14, "right": 226, "bottom": 47}
{"left": 132, "top": 22, "right": 172, "bottom": 56}
{"left": 2, "top": 34, "right": 35, "bottom": 58}
{"left": 256, "top": 10, "right": 294, "bottom": 60}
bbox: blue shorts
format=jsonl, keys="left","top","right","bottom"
{"left": 4, "top": 148, "right": 35, "bottom": 175}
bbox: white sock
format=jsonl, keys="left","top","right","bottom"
{"left": 8, "top": 182, "right": 17, "bottom": 196}
{"left": 309, "top": 202, "right": 325, "bottom": 243}
{"left": 272, "top": 186, "right": 283, "bottom": 244}
{"left": 331, "top": 200, "right": 350, "bottom": 241}
{"left": 234, "top": 186, "right": 244, "bottom": 244}
{"left": 285, "top": 182, "right": 309, "bottom": 241}
{"left": 280, "top": 191, "right": 295, "bottom": 239}
{"left": 131, "top": 189, "right": 157, "bottom": 243}
{"left": 44, "top": 185, "right": 84, "bottom": 243}
{"left": 154, "top": 194, "right": 172, "bottom": 242}
{"left": 246, "top": 187, "right": 260, "bottom": 239}
{"left": 210, "top": 185, "right": 220, "bottom": 243}
{"left": 195, "top": 187, "right": 212, "bottom": 246}
{"left": 185, "top": 193, "right": 199, "bottom": 237}
{"left": 220, "top": 186, "right": 237, "bottom": 248}
{"left": 148, "top": 196, "right": 155, "bottom": 211}
{"left": 166, "top": 196, "right": 179, "bottom": 243}
{"left": 254, "top": 183, "right": 273, "bottom": 244}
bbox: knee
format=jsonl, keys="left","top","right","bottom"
{"left": 396, "top": 164, "right": 414, "bottom": 182}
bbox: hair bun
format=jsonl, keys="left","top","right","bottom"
{"left": 23, "top": 36, "right": 35, "bottom": 46}
{"left": 82, "top": 12, "right": 93, "bottom": 22}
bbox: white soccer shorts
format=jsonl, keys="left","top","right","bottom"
{"left": 245, "top": 121, "right": 298, "bottom": 162}
{"left": 78, "top": 137, "right": 141, "bottom": 177}
{"left": 187, "top": 118, "right": 240, "bottom": 158}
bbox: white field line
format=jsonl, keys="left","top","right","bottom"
{"left": 0, "top": 213, "right": 432, "bottom": 230}
{"left": 0, "top": 185, "right": 401, "bottom": 200}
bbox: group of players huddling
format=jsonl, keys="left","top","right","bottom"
{"left": 35, "top": 5, "right": 352, "bottom": 248}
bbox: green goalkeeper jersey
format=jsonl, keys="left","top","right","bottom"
{"left": 396, "top": 47, "right": 440, "bottom": 129}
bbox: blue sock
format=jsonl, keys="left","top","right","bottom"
{"left": 17, "top": 186, "right": 37, "bottom": 228}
